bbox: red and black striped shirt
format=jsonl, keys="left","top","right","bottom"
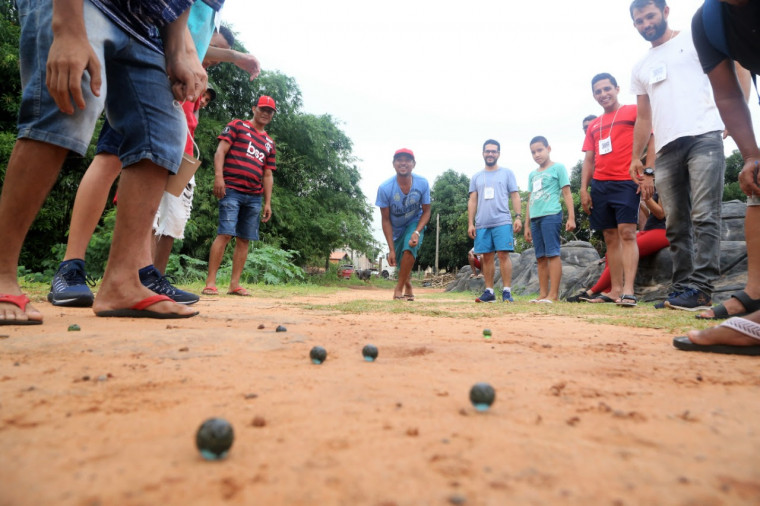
{"left": 218, "top": 119, "right": 276, "bottom": 195}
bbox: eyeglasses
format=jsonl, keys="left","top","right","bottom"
{"left": 483, "top": 150, "right": 499, "bottom": 155}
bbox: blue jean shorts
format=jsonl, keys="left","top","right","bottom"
{"left": 589, "top": 180, "right": 640, "bottom": 230}
{"left": 217, "top": 189, "right": 262, "bottom": 241}
{"left": 16, "top": 0, "right": 185, "bottom": 172}
{"left": 474, "top": 224, "right": 514, "bottom": 254}
{"left": 530, "top": 212, "right": 562, "bottom": 258}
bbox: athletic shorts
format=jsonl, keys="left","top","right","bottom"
{"left": 589, "top": 180, "right": 640, "bottom": 230}
{"left": 154, "top": 180, "right": 194, "bottom": 239}
{"left": 474, "top": 224, "right": 514, "bottom": 254}
{"left": 393, "top": 222, "right": 424, "bottom": 266}
{"left": 16, "top": 0, "right": 184, "bottom": 172}
{"left": 530, "top": 212, "right": 562, "bottom": 258}
{"left": 217, "top": 188, "right": 262, "bottom": 241}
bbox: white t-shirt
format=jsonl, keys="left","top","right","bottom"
{"left": 630, "top": 29, "right": 724, "bottom": 153}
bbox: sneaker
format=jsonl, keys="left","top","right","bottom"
{"left": 665, "top": 288, "right": 712, "bottom": 312}
{"left": 475, "top": 290, "right": 496, "bottom": 303}
{"left": 48, "top": 259, "right": 95, "bottom": 307}
{"left": 654, "top": 291, "right": 681, "bottom": 309}
{"left": 502, "top": 289, "right": 514, "bottom": 303}
{"left": 139, "top": 266, "right": 199, "bottom": 305}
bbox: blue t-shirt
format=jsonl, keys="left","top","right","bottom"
{"left": 527, "top": 163, "right": 570, "bottom": 219}
{"left": 469, "top": 167, "right": 519, "bottom": 229}
{"left": 376, "top": 175, "right": 431, "bottom": 240}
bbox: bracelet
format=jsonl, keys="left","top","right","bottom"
{"left": 412, "top": 230, "right": 420, "bottom": 236}
{"left": 514, "top": 214, "right": 522, "bottom": 219}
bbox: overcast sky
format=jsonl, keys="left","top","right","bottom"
{"left": 222, "top": 0, "right": 760, "bottom": 245}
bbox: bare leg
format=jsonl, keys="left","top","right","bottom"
{"left": 92, "top": 161, "right": 195, "bottom": 316}
{"left": 205, "top": 234, "right": 232, "bottom": 289}
{"left": 687, "top": 309, "right": 760, "bottom": 347}
{"left": 153, "top": 235, "right": 174, "bottom": 274}
{"left": 0, "top": 140, "right": 68, "bottom": 322}
{"left": 497, "top": 251, "right": 512, "bottom": 288}
{"left": 602, "top": 228, "right": 623, "bottom": 300}
{"left": 63, "top": 153, "right": 121, "bottom": 260}
{"left": 481, "top": 252, "right": 495, "bottom": 289}
{"left": 394, "top": 251, "right": 416, "bottom": 299}
{"left": 228, "top": 237, "right": 249, "bottom": 291}
{"left": 536, "top": 256, "right": 549, "bottom": 300}
{"left": 547, "top": 255, "right": 562, "bottom": 301}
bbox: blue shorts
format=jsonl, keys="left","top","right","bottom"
{"left": 95, "top": 120, "right": 121, "bottom": 156}
{"left": 474, "top": 224, "right": 514, "bottom": 254}
{"left": 393, "top": 222, "right": 424, "bottom": 265}
{"left": 589, "top": 180, "right": 640, "bottom": 230}
{"left": 16, "top": 0, "right": 185, "bottom": 172}
{"left": 217, "top": 189, "right": 262, "bottom": 241}
{"left": 530, "top": 212, "right": 562, "bottom": 258}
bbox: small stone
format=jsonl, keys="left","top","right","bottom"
{"left": 0, "top": 335, "right": 9, "bottom": 339}
{"left": 196, "top": 418, "right": 234, "bottom": 460}
{"left": 244, "top": 393, "right": 258, "bottom": 400}
{"left": 178, "top": 347, "right": 189, "bottom": 352}
{"left": 362, "top": 344, "right": 378, "bottom": 362}
{"left": 68, "top": 324, "right": 81, "bottom": 331}
{"left": 482, "top": 329, "right": 492, "bottom": 338}
{"left": 257, "top": 324, "right": 265, "bottom": 329}
{"left": 310, "top": 346, "right": 327, "bottom": 364}
{"left": 406, "top": 427, "right": 419, "bottom": 437}
{"left": 251, "top": 416, "right": 266, "bottom": 427}
{"left": 276, "top": 325, "right": 287, "bottom": 332}
{"left": 96, "top": 375, "right": 108, "bottom": 382}
{"left": 448, "top": 494, "right": 467, "bottom": 505}
{"left": 469, "top": 382, "right": 495, "bottom": 412}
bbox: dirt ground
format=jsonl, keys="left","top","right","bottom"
{"left": 1, "top": 286, "right": 759, "bottom": 506}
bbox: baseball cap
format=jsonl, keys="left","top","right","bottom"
{"left": 256, "top": 95, "right": 277, "bottom": 111}
{"left": 393, "top": 148, "right": 415, "bottom": 161}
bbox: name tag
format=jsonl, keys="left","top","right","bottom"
{"left": 650, "top": 64, "right": 667, "bottom": 85}
{"left": 533, "top": 178, "right": 543, "bottom": 192}
{"left": 599, "top": 137, "right": 612, "bottom": 155}
{"left": 484, "top": 187, "right": 495, "bottom": 200}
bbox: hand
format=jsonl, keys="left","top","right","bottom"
{"left": 235, "top": 53, "right": 261, "bottom": 81}
{"left": 739, "top": 159, "right": 760, "bottom": 197}
{"left": 387, "top": 251, "right": 396, "bottom": 267}
{"left": 580, "top": 189, "right": 592, "bottom": 215}
{"left": 213, "top": 176, "right": 226, "bottom": 199}
{"left": 524, "top": 227, "right": 532, "bottom": 243}
{"left": 629, "top": 159, "right": 644, "bottom": 183}
{"left": 261, "top": 204, "right": 272, "bottom": 223}
{"left": 166, "top": 51, "right": 207, "bottom": 102}
{"left": 565, "top": 219, "right": 576, "bottom": 232}
{"left": 513, "top": 218, "right": 522, "bottom": 234}
{"left": 638, "top": 176, "right": 655, "bottom": 201}
{"left": 408, "top": 234, "right": 419, "bottom": 248}
{"left": 468, "top": 224, "right": 476, "bottom": 240}
{"left": 46, "top": 30, "right": 102, "bottom": 114}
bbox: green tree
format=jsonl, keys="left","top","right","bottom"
{"left": 724, "top": 150, "right": 747, "bottom": 202}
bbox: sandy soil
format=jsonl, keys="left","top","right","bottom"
{"left": 1, "top": 287, "right": 759, "bottom": 506}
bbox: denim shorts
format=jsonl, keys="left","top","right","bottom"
{"left": 474, "top": 224, "right": 514, "bottom": 254}
{"left": 217, "top": 189, "right": 262, "bottom": 240}
{"left": 589, "top": 180, "right": 640, "bottom": 230}
{"left": 530, "top": 212, "right": 562, "bottom": 258}
{"left": 16, "top": 0, "right": 185, "bottom": 172}
{"left": 393, "top": 222, "right": 424, "bottom": 265}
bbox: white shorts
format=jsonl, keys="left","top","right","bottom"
{"left": 154, "top": 178, "right": 194, "bottom": 239}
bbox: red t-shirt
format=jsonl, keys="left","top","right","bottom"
{"left": 218, "top": 119, "right": 277, "bottom": 195}
{"left": 582, "top": 104, "right": 637, "bottom": 181}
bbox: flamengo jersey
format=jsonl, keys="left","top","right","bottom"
{"left": 218, "top": 119, "right": 276, "bottom": 195}
{"left": 582, "top": 104, "right": 637, "bottom": 181}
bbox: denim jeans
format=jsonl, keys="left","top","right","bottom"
{"left": 655, "top": 131, "right": 725, "bottom": 295}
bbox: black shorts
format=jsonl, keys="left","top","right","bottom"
{"left": 590, "top": 180, "right": 639, "bottom": 231}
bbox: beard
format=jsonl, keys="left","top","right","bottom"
{"left": 484, "top": 159, "right": 497, "bottom": 167}
{"left": 641, "top": 18, "right": 667, "bottom": 42}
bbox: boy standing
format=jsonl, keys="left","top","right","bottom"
{"left": 524, "top": 136, "right": 576, "bottom": 303}
{"left": 376, "top": 148, "right": 431, "bottom": 301}
{"left": 468, "top": 139, "right": 522, "bottom": 303}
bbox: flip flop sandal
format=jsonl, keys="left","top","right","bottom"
{"left": 673, "top": 317, "right": 760, "bottom": 355}
{"left": 404, "top": 295, "right": 415, "bottom": 301}
{"left": 0, "top": 293, "right": 42, "bottom": 325}
{"left": 566, "top": 290, "right": 590, "bottom": 303}
{"left": 695, "top": 290, "right": 760, "bottom": 320}
{"left": 588, "top": 294, "right": 616, "bottom": 303}
{"left": 95, "top": 294, "right": 198, "bottom": 319}
{"left": 616, "top": 294, "right": 638, "bottom": 307}
{"left": 201, "top": 286, "right": 218, "bottom": 295}
{"left": 227, "top": 287, "right": 251, "bottom": 296}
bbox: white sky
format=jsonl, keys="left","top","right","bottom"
{"left": 222, "top": 0, "right": 760, "bottom": 244}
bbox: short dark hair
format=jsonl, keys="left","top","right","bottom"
{"left": 591, "top": 73, "right": 617, "bottom": 90}
{"left": 482, "top": 139, "right": 500, "bottom": 151}
{"left": 630, "top": 0, "right": 666, "bottom": 18}
{"left": 582, "top": 115, "right": 597, "bottom": 124}
{"left": 530, "top": 136, "right": 549, "bottom": 147}
{"left": 218, "top": 25, "right": 235, "bottom": 47}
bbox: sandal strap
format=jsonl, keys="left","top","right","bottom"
{"left": 720, "top": 317, "right": 760, "bottom": 341}
{"left": 731, "top": 291, "right": 760, "bottom": 313}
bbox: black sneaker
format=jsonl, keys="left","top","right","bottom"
{"left": 48, "top": 259, "right": 95, "bottom": 307}
{"left": 139, "top": 266, "right": 199, "bottom": 305}
{"left": 654, "top": 291, "right": 681, "bottom": 309}
{"left": 665, "top": 288, "right": 712, "bottom": 312}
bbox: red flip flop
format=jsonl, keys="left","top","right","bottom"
{"left": 0, "top": 293, "right": 42, "bottom": 325}
{"left": 227, "top": 287, "right": 251, "bottom": 296}
{"left": 95, "top": 294, "right": 198, "bottom": 319}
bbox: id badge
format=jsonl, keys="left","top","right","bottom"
{"left": 649, "top": 64, "right": 666, "bottom": 84}
{"left": 599, "top": 137, "right": 612, "bottom": 155}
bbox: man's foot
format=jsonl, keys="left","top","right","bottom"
{"left": 47, "top": 259, "right": 94, "bottom": 307}
{"left": 0, "top": 294, "right": 43, "bottom": 325}
{"left": 696, "top": 290, "right": 760, "bottom": 320}
{"left": 502, "top": 289, "right": 514, "bottom": 303}
{"left": 654, "top": 291, "right": 682, "bottom": 309}
{"left": 673, "top": 313, "right": 760, "bottom": 355}
{"left": 665, "top": 288, "right": 712, "bottom": 312}
{"left": 139, "top": 265, "right": 199, "bottom": 305}
{"left": 475, "top": 290, "right": 496, "bottom": 303}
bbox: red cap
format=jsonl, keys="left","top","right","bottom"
{"left": 256, "top": 95, "right": 277, "bottom": 111}
{"left": 393, "top": 148, "right": 415, "bottom": 161}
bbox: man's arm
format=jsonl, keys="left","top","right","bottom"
{"left": 630, "top": 94, "right": 655, "bottom": 200}
{"left": 379, "top": 207, "right": 396, "bottom": 266}
{"left": 580, "top": 150, "right": 595, "bottom": 215}
{"left": 409, "top": 204, "right": 432, "bottom": 248}
{"left": 213, "top": 139, "right": 231, "bottom": 199}
{"left": 46, "top": 0, "right": 102, "bottom": 114}
{"left": 204, "top": 46, "right": 261, "bottom": 80}
{"left": 162, "top": 9, "right": 206, "bottom": 102}
{"left": 467, "top": 191, "right": 478, "bottom": 239}
{"left": 261, "top": 168, "right": 273, "bottom": 222}
{"left": 510, "top": 191, "right": 522, "bottom": 234}
{"left": 562, "top": 186, "right": 576, "bottom": 231}
{"left": 523, "top": 195, "right": 532, "bottom": 243}
{"left": 709, "top": 59, "right": 760, "bottom": 196}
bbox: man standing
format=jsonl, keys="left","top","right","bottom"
{"left": 628, "top": 0, "right": 726, "bottom": 311}
{"left": 581, "top": 73, "right": 654, "bottom": 306}
{"left": 203, "top": 96, "right": 277, "bottom": 296}
{"left": 468, "top": 140, "right": 522, "bottom": 303}
{"left": 376, "top": 148, "right": 431, "bottom": 301}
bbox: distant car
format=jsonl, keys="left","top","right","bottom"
{"left": 339, "top": 264, "right": 354, "bottom": 279}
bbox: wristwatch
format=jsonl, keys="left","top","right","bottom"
{"left": 643, "top": 167, "right": 655, "bottom": 177}
{"left": 513, "top": 214, "right": 522, "bottom": 219}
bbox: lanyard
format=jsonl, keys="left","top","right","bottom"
{"left": 599, "top": 105, "right": 621, "bottom": 143}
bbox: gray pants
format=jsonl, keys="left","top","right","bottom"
{"left": 655, "top": 131, "right": 725, "bottom": 296}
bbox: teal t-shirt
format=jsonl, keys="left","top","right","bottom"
{"left": 527, "top": 163, "right": 570, "bottom": 219}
